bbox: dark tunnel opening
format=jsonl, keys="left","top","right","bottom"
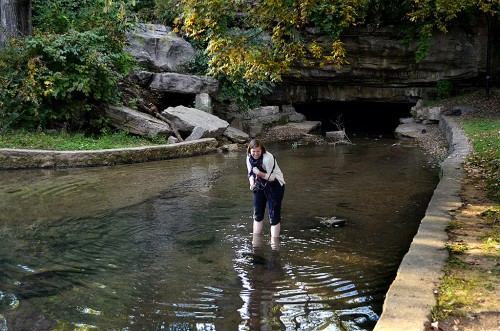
{"left": 154, "top": 92, "right": 196, "bottom": 112}
{"left": 294, "top": 101, "right": 415, "bottom": 138}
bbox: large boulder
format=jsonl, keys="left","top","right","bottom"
{"left": 106, "top": 106, "right": 172, "bottom": 138}
{"left": 148, "top": 72, "right": 219, "bottom": 95}
{"left": 126, "top": 24, "right": 195, "bottom": 73}
{"left": 395, "top": 121, "right": 427, "bottom": 139}
{"left": 217, "top": 105, "right": 306, "bottom": 137}
{"left": 224, "top": 126, "right": 250, "bottom": 144}
{"left": 162, "top": 106, "right": 229, "bottom": 139}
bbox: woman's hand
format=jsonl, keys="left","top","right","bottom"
{"left": 252, "top": 167, "right": 260, "bottom": 176}
{"left": 249, "top": 176, "right": 255, "bottom": 190}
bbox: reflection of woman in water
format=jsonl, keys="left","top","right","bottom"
{"left": 246, "top": 139, "right": 285, "bottom": 245}
{"left": 238, "top": 234, "right": 285, "bottom": 330}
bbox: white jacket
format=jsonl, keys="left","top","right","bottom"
{"left": 246, "top": 152, "right": 285, "bottom": 186}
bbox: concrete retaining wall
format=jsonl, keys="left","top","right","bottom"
{"left": 374, "top": 116, "right": 471, "bottom": 330}
{"left": 0, "top": 138, "right": 218, "bottom": 169}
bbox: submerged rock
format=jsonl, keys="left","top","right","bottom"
{"left": 317, "top": 216, "right": 347, "bottom": 227}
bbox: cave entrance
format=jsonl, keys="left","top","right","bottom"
{"left": 294, "top": 101, "right": 414, "bottom": 138}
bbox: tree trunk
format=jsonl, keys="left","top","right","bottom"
{"left": 0, "top": 0, "right": 31, "bottom": 45}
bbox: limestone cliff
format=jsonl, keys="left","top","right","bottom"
{"left": 265, "top": 23, "right": 498, "bottom": 104}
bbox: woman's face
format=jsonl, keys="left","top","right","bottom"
{"left": 250, "top": 146, "right": 262, "bottom": 160}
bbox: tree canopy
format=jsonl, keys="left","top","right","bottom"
{"left": 1, "top": 0, "right": 498, "bottom": 132}
{"left": 408, "top": 0, "right": 500, "bottom": 61}
{"left": 177, "top": 0, "right": 365, "bottom": 83}
{"left": 409, "top": 0, "right": 499, "bottom": 33}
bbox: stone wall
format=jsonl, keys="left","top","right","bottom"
{"left": 265, "top": 23, "right": 499, "bottom": 104}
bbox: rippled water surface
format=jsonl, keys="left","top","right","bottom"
{"left": 0, "top": 139, "right": 439, "bottom": 330}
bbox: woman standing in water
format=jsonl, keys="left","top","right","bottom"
{"left": 246, "top": 139, "right": 285, "bottom": 245}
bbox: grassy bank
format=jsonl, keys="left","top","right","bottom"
{"left": 0, "top": 130, "right": 169, "bottom": 150}
{"left": 429, "top": 89, "right": 499, "bottom": 328}
{"left": 461, "top": 117, "right": 500, "bottom": 202}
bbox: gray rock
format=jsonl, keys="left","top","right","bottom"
{"left": 186, "top": 126, "right": 205, "bottom": 141}
{"left": 195, "top": 93, "right": 212, "bottom": 112}
{"left": 399, "top": 117, "right": 415, "bottom": 124}
{"left": 126, "top": 23, "right": 195, "bottom": 73}
{"left": 414, "top": 106, "right": 442, "bottom": 123}
{"left": 244, "top": 106, "right": 282, "bottom": 137}
{"left": 167, "top": 136, "right": 179, "bottom": 144}
{"left": 162, "top": 106, "right": 229, "bottom": 138}
{"left": 282, "top": 104, "right": 306, "bottom": 122}
{"left": 264, "top": 25, "right": 496, "bottom": 104}
{"left": 395, "top": 123, "right": 427, "bottom": 139}
{"left": 428, "top": 106, "right": 443, "bottom": 122}
{"left": 286, "top": 121, "right": 321, "bottom": 133}
{"left": 149, "top": 72, "right": 218, "bottom": 95}
{"left": 129, "top": 71, "right": 154, "bottom": 86}
{"left": 0, "top": 139, "right": 218, "bottom": 169}
{"left": 224, "top": 126, "right": 250, "bottom": 144}
{"left": 325, "top": 131, "right": 346, "bottom": 142}
{"left": 106, "top": 106, "right": 172, "bottom": 138}
{"left": 218, "top": 144, "right": 240, "bottom": 153}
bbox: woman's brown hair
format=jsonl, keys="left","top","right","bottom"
{"left": 246, "top": 138, "right": 267, "bottom": 155}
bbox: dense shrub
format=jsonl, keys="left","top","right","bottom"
{"left": 0, "top": 0, "right": 136, "bottom": 132}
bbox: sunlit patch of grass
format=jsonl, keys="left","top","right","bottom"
{"left": 445, "top": 242, "right": 469, "bottom": 254}
{"left": 481, "top": 230, "right": 500, "bottom": 251}
{"left": 462, "top": 118, "right": 500, "bottom": 203}
{"left": 463, "top": 119, "right": 500, "bottom": 158}
{"left": 432, "top": 274, "right": 480, "bottom": 320}
{"left": 0, "top": 130, "right": 169, "bottom": 150}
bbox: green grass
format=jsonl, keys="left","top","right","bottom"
{"left": 462, "top": 118, "right": 500, "bottom": 159}
{"left": 445, "top": 242, "right": 469, "bottom": 254}
{"left": 432, "top": 274, "right": 481, "bottom": 320}
{"left": 0, "top": 130, "right": 170, "bottom": 150}
{"left": 462, "top": 118, "right": 500, "bottom": 203}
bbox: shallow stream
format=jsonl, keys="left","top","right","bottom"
{"left": 0, "top": 139, "right": 439, "bottom": 330}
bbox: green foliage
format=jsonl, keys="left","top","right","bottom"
{"left": 463, "top": 118, "right": 500, "bottom": 202}
{"left": 432, "top": 274, "right": 480, "bottom": 320}
{"left": 133, "top": 0, "right": 158, "bottom": 22}
{"left": 0, "top": 0, "right": 136, "bottom": 132}
{"left": 481, "top": 231, "right": 499, "bottom": 252}
{"left": 0, "top": 130, "right": 169, "bottom": 150}
{"left": 480, "top": 207, "right": 499, "bottom": 224}
{"left": 414, "top": 35, "right": 431, "bottom": 63}
{"left": 168, "top": 0, "right": 366, "bottom": 110}
{"left": 217, "top": 75, "right": 275, "bottom": 111}
{"left": 363, "top": 0, "right": 413, "bottom": 26}
{"left": 410, "top": 0, "right": 499, "bottom": 33}
{"left": 309, "top": 3, "right": 356, "bottom": 39}
{"left": 445, "top": 242, "right": 469, "bottom": 254}
{"left": 186, "top": 44, "right": 210, "bottom": 76}
{"left": 437, "top": 79, "right": 453, "bottom": 99}
{"left": 409, "top": 0, "right": 500, "bottom": 60}
{"left": 154, "top": 0, "right": 184, "bottom": 26}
